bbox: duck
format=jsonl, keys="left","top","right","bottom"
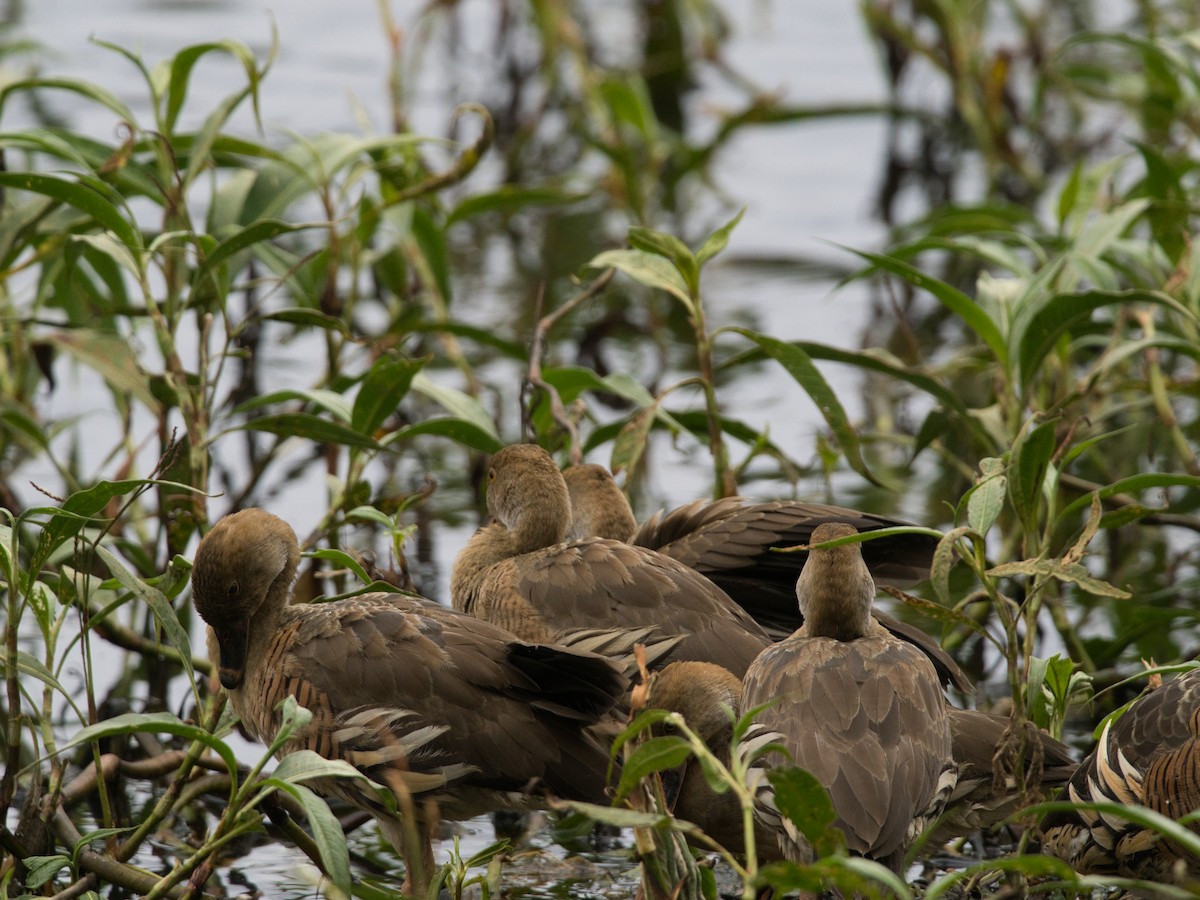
{"left": 451, "top": 444, "right": 772, "bottom": 678}
{"left": 562, "top": 461, "right": 970, "bottom": 693}
{"left": 644, "top": 660, "right": 780, "bottom": 859}
{"left": 191, "top": 507, "right": 628, "bottom": 895}
{"left": 1042, "top": 667, "right": 1200, "bottom": 881}
{"left": 742, "top": 522, "right": 957, "bottom": 871}
{"left": 647, "top": 656, "right": 1075, "bottom": 862}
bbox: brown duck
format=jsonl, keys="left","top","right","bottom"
{"left": 1042, "top": 667, "right": 1200, "bottom": 881}
{"left": 742, "top": 522, "right": 957, "bottom": 871}
{"left": 562, "top": 462, "right": 969, "bottom": 693}
{"left": 648, "top": 662, "right": 1074, "bottom": 859}
{"left": 451, "top": 444, "right": 772, "bottom": 678}
{"left": 645, "top": 660, "right": 780, "bottom": 858}
{"left": 191, "top": 507, "right": 627, "bottom": 894}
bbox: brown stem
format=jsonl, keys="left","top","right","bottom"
{"left": 524, "top": 268, "right": 616, "bottom": 462}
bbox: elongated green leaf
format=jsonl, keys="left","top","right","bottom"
{"left": 239, "top": 413, "right": 381, "bottom": 451}
{"left": 446, "top": 186, "right": 586, "bottom": 225}
{"left": 193, "top": 219, "right": 312, "bottom": 291}
{"left": 66, "top": 711, "right": 238, "bottom": 777}
{"left": 1017, "top": 289, "right": 1196, "bottom": 389}
{"left": 0, "top": 651, "right": 71, "bottom": 699}
{"left": 966, "top": 457, "right": 1006, "bottom": 537}
{"left": 1057, "top": 473, "right": 1200, "bottom": 524}
{"left": 352, "top": 355, "right": 426, "bottom": 437}
{"left": 270, "top": 749, "right": 373, "bottom": 787}
{"left": 931, "top": 527, "right": 971, "bottom": 607}
{"left": 987, "top": 558, "right": 1131, "bottom": 599}
{"left": 0, "top": 76, "right": 136, "bottom": 127}
{"left": 610, "top": 408, "right": 655, "bottom": 478}
{"left": 259, "top": 778, "right": 352, "bottom": 895}
{"left": 696, "top": 208, "right": 745, "bottom": 269}
{"left": 307, "top": 548, "right": 371, "bottom": 586}
{"left": 553, "top": 800, "right": 678, "bottom": 831}
{"left": 628, "top": 227, "right": 698, "bottom": 297}
{"left": 232, "top": 388, "right": 352, "bottom": 422}
{"left": 28, "top": 479, "right": 199, "bottom": 573}
{"left": 588, "top": 248, "right": 694, "bottom": 312}
{"left": 47, "top": 330, "right": 160, "bottom": 413}
{"left": 95, "top": 545, "right": 195, "bottom": 685}
{"left": 261, "top": 308, "right": 351, "bottom": 335}
{"left": 732, "top": 328, "right": 882, "bottom": 487}
{"left": 411, "top": 374, "right": 499, "bottom": 439}
{"left": 614, "top": 735, "right": 693, "bottom": 802}
{"left": 1009, "top": 419, "right": 1057, "bottom": 532}
{"left": 846, "top": 247, "right": 1007, "bottom": 365}
{"left": 387, "top": 418, "right": 504, "bottom": 453}
{"left": 0, "top": 172, "right": 141, "bottom": 251}
{"left": 165, "top": 40, "right": 263, "bottom": 134}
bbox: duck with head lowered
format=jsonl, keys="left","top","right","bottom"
{"left": 191, "top": 507, "right": 628, "bottom": 895}
{"left": 451, "top": 443, "right": 772, "bottom": 678}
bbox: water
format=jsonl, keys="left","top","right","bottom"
{"left": 5, "top": 1, "right": 910, "bottom": 895}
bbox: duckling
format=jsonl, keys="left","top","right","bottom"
{"left": 1042, "top": 667, "right": 1200, "bottom": 881}
{"left": 451, "top": 444, "right": 771, "bottom": 677}
{"left": 742, "top": 522, "right": 957, "bottom": 871}
{"left": 192, "top": 507, "right": 627, "bottom": 895}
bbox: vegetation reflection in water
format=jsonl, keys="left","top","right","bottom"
{"left": 2, "top": 0, "right": 1200, "bottom": 897}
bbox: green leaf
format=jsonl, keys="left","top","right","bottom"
{"left": 46, "top": 330, "right": 160, "bottom": 413}
{"left": 553, "top": 800, "right": 679, "bottom": 831}
{"left": 258, "top": 778, "right": 352, "bottom": 895}
{"left": 446, "top": 185, "right": 586, "bottom": 225}
{"left": 261, "top": 308, "right": 351, "bottom": 335}
{"left": 387, "top": 418, "right": 504, "bottom": 453}
{"left": 846, "top": 247, "right": 1007, "bottom": 365}
{"left": 614, "top": 735, "right": 693, "bottom": 802}
{"left": 307, "top": 548, "right": 371, "bottom": 586}
{"left": 0, "top": 172, "right": 141, "bottom": 251}
{"left": 610, "top": 407, "right": 655, "bottom": 478}
{"left": 628, "top": 226, "right": 699, "bottom": 297}
{"left": 695, "top": 208, "right": 745, "bottom": 269}
{"left": 232, "top": 388, "right": 353, "bottom": 422}
{"left": 731, "top": 329, "right": 882, "bottom": 487}
{"left": 411, "top": 374, "right": 499, "bottom": 441}
{"left": 1009, "top": 419, "right": 1057, "bottom": 532}
{"left": 22, "top": 854, "right": 70, "bottom": 890}
{"left": 1057, "top": 473, "right": 1200, "bottom": 524}
{"left": 1016, "top": 289, "right": 1196, "bottom": 389}
{"left": 238, "top": 413, "right": 383, "bottom": 451}
{"left": 986, "top": 558, "right": 1131, "bottom": 599}
{"left": 966, "top": 457, "right": 1006, "bottom": 537}
{"left": 766, "top": 766, "right": 842, "bottom": 856}
{"left": 352, "top": 354, "right": 427, "bottom": 437}
{"left": 193, "top": 219, "right": 312, "bottom": 291}
{"left": 588, "top": 248, "right": 694, "bottom": 312}
{"left": 65, "top": 711, "right": 238, "bottom": 779}
{"left": 94, "top": 545, "right": 195, "bottom": 686}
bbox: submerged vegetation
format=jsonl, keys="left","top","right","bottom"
{"left": 2, "top": 0, "right": 1200, "bottom": 896}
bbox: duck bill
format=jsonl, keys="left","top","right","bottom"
{"left": 214, "top": 620, "right": 250, "bottom": 690}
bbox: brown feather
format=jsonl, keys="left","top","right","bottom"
{"left": 452, "top": 445, "right": 772, "bottom": 677}
{"left": 1043, "top": 668, "right": 1200, "bottom": 880}
{"left": 192, "top": 507, "right": 627, "bottom": 892}
{"left": 742, "top": 523, "right": 956, "bottom": 871}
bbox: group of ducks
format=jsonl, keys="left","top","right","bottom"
{"left": 191, "top": 443, "right": 1200, "bottom": 893}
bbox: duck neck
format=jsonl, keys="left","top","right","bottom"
{"left": 797, "top": 551, "right": 875, "bottom": 641}
{"left": 451, "top": 521, "right": 522, "bottom": 611}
